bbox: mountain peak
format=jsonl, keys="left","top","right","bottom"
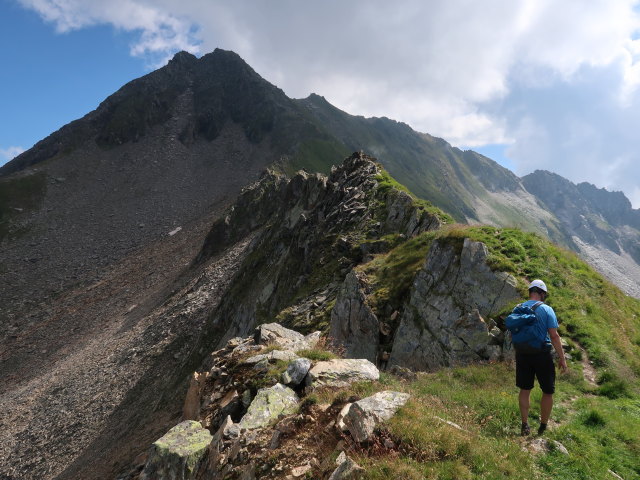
{"left": 168, "top": 50, "right": 197, "bottom": 66}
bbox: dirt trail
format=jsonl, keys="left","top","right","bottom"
{"left": 575, "top": 342, "right": 598, "bottom": 386}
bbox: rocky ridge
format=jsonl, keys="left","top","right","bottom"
{"left": 124, "top": 323, "right": 409, "bottom": 480}
{"left": 115, "top": 154, "right": 532, "bottom": 479}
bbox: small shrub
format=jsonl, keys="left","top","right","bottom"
{"left": 299, "top": 395, "right": 318, "bottom": 413}
{"left": 582, "top": 409, "right": 606, "bottom": 427}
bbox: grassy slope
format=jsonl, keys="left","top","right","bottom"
{"left": 341, "top": 223, "right": 640, "bottom": 479}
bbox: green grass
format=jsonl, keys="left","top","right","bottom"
{"left": 296, "top": 348, "right": 338, "bottom": 362}
{"left": 361, "top": 231, "right": 438, "bottom": 313}
{"left": 340, "top": 222, "right": 640, "bottom": 477}
{"left": 321, "top": 364, "right": 640, "bottom": 479}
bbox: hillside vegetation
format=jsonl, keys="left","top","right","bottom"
{"left": 349, "top": 225, "right": 640, "bottom": 479}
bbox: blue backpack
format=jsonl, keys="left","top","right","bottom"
{"left": 505, "top": 301, "right": 548, "bottom": 353}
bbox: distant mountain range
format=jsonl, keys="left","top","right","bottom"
{"left": 2, "top": 48, "right": 639, "bottom": 300}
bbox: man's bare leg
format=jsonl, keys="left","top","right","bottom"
{"left": 519, "top": 389, "right": 531, "bottom": 423}
{"left": 538, "top": 393, "right": 553, "bottom": 435}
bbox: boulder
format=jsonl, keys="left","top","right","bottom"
{"left": 243, "top": 349, "right": 300, "bottom": 365}
{"left": 238, "top": 383, "right": 299, "bottom": 430}
{"left": 140, "top": 420, "right": 213, "bottom": 480}
{"left": 527, "top": 438, "right": 569, "bottom": 456}
{"left": 306, "top": 359, "right": 379, "bottom": 387}
{"left": 329, "top": 270, "right": 379, "bottom": 362}
{"left": 389, "top": 238, "right": 519, "bottom": 370}
{"left": 343, "top": 391, "right": 410, "bottom": 442}
{"left": 328, "top": 451, "right": 364, "bottom": 480}
{"left": 254, "top": 323, "right": 320, "bottom": 350}
{"left": 281, "top": 358, "right": 312, "bottom": 385}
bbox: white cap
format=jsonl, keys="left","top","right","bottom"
{"left": 528, "top": 279, "right": 548, "bottom": 293}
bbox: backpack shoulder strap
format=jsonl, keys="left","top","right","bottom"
{"left": 531, "top": 301, "right": 544, "bottom": 310}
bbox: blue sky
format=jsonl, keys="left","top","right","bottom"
{"left": 0, "top": 2, "right": 146, "bottom": 158}
{"left": 1, "top": 0, "right": 639, "bottom": 207}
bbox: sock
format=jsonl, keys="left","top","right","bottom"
{"left": 538, "top": 423, "right": 547, "bottom": 435}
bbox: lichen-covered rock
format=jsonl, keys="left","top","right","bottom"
{"left": 330, "top": 271, "right": 379, "bottom": 362}
{"left": 254, "top": 323, "right": 319, "bottom": 350}
{"left": 281, "top": 358, "right": 312, "bottom": 385}
{"left": 343, "top": 391, "right": 410, "bottom": 442}
{"left": 140, "top": 420, "right": 213, "bottom": 480}
{"left": 306, "top": 359, "right": 380, "bottom": 387}
{"left": 389, "top": 238, "right": 518, "bottom": 370}
{"left": 238, "top": 383, "right": 299, "bottom": 430}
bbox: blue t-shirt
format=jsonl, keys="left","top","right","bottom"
{"left": 522, "top": 300, "right": 558, "bottom": 348}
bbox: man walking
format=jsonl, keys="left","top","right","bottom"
{"left": 515, "top": 279, "right": 568, "bottom": 436}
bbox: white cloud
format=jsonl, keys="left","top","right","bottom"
{"left": 18, "top": 0, "right": 200, "bottom": 63}
{"left": 16, "top": 0, "right": 640, "bottom": 206}
{"left": 0, "top": 146, "right": 25, "bottom": 165}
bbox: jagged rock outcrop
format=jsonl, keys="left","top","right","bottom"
{"left": 389, "top": 238, "right": 519, "bottom": 370}
{"left": 329, "top": 270, "right": 379, "bottom": 362}
{"left": 139, "top": 420, "right": 213, "bottom": 480}
{"left": 343, "top": 391, "right": 410, "bottom": 442}
{"left": 197, "top": 152, "right": 445, "bottom": 350}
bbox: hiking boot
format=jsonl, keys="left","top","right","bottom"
{"left": 521, "top": 422, "right": 531, "bottom": 436}
{"left": 537, "top": 423, "right": 547, "bottom": 436}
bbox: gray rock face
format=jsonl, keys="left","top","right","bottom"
{"left": 343, "top": 391, "right": 410, "bottom": 442}
{"left": 330, "top": 270, "right": 379, "bottom": 362}
{"left": 383, "top": 190, "right": 442, "bottom": 237}
{"left": 238, "top": 383, "right": 299, "bottom": 430}
{"left": 306, "top": 359, "right": 380, "bottom": 387}
{"left": 140, "top": 420, "right": 213, "bottom": 480}
{"left": 328, "top": 451, "right": 364, "bottom": 480}
{"left": 254, "top": 323, "right": 319, "bottom": 350}
{"left": 389, "top": 238, "right": 519, "bottom": 370}
{"left": 281, "top": 358, "right": 312, "bottom": 385}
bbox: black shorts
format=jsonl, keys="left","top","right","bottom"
{"left": 516, "top": 351, "right": 556, "bottom": 394}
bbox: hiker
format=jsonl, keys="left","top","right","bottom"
{"left": 511, "top": 279, "right": 568, "bottom": 436}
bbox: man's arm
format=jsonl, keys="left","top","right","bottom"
{"left": 549, "top": 328, "right": 568, "bottom": 373}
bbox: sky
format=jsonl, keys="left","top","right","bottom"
{"left": 1, "top": 0, "right": 640, "bottom": 207}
